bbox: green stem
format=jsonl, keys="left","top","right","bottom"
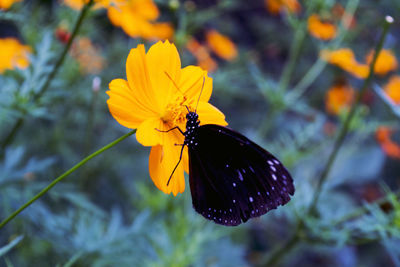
{"left": 287, "top": 0, "right": 359, "bottom": 102}
{"left": 0, "top": 0, "right": 94, "bottom": 154}
{"left": 257, "top": 16, "right": 393, "bottom": 267}
{"left": 279, "top": 21, "right": 307, "bottom": 92}
{"left": 308, "top": 17, "right": 392, "bottom": 214}
{"left": 0, "top": 130, "right": 136, "bottom": 229}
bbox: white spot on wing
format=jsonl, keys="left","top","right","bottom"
{"left": 267, "top": 160, "right": 274, "bottom": 165}
{"left": 272, "top": 174, "right": 277, "bottom": 181}
{"left": 233, "top": 182, "right": 236, "bottom": 187}
{"left": 249, "top": 197, "right": 254, "bottom": 202}
{"left": 238, "top": 170, "right": 244, "bottom": 181}
{"left": 273, "top": 159, "right": 279, "bottom": 164}
{"left": 270, "top": 166, "right": 276, "bottom": 172}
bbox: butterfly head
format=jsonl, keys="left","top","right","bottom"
{"left": 186, "top": 111, "right": 199, "bottom": 125}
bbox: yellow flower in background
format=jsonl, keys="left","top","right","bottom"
{"left": 62, "top": 0, "right": 109, "bottom": 10}
{"left": 205, "top": 30, "right": 237, "bottom": 61}
{"left": 70, "top": 37, "right": 105, "bottom": 74}
{"left": 321, "top": 48, "right": 369, "bottom": 79}
{"left": 383, "top": 75, "right": 400, "bottom": 105}
{"left": 0, "top": 0, "right": 21, "bottom": 9}
{"left": 375, "top": 127, "right": 400, "bottom": 160}
{"left": 186, "top": 38, "right": 217, "bottom": 72}
{"left": 107, "top": 0, "right": 174, "bottom": 40}
{"left": 63, "top": 0, "right": 173, "bottom": 40}
{"left": 307, "top": 14, "right": 337, "bottom": 41}
{"left": 106, "top": 41, "right": 227, "bottom": 195}
{"left": 0, "top": 38, "right": 31, "bottom": 73}
{"left": 325, "top": 83, "right": 354, "bottom": 115}
{"left": 265, "top": 0, "right": 301, "bottom": 15}
{"left": 366, "top": 49, "right": 398, "bottom": 76}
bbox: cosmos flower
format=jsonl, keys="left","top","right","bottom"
{"left": 383, "top": 75, "right": 400, "bottom": 105}
{"left": 63, "top": 0, "right": 173, "bottom": 40}
{"left": 375, "top": 127, "right": 400, "bottom": 160}
{"left": 325, "top": 83, "right": 354, "bottom": 115}
{"left": 205, "top": 29, "right": 237, "bottom": 61}
{"left": 107, "top": 0, "right": 174, "bottom": 40}
{"left": 186, "top": 38, "right": 217, "bottom": 72}
{"left": 321, "top": 48, "right": 369, "bottom": 79}
{"left": 106, "top": 40, "right": 227, "bottom": 195}
{"left": 0, "top": 37, "right": 31, "bottom": 74}
{"left": 265, "top": 0, "right": 301, "bottom": 15}
{"left": 70, "top": 37, "right": 105, "bottom": 74}
{"left": 307, "top": 14, "right": 337, "bottom": 41}
{"left": 0, "top": 0, "right": 21, "bottom": 9}
{"left": 366, "top": 49, "right": 398, "bottom": 77}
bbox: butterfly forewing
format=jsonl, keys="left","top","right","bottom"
{"left": 188, "top": 124, "right": 294, "bottom": 226}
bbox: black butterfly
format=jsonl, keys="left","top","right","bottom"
{"left": 160, "top": 75, "right": 294, "bottom": 226}
{"left": 162, "top": 110, "right": 295, "bottom": 227}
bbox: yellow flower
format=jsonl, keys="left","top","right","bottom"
{"left": 366, "top": 49, "right": 398, "bottom": 76}
{"left": 106, "top": 41, "right": 227, "bottom": 195}
{"left": 62, "top": 0, "right": 109, "bottom": 10}
{"left": 186, "top": 38, "right": 218, "bottom": 72}
{"left": 307, "top": 14, "right": 337, "bottom": 41}
{"left": 205, "top": 30, "right": 237, "bottom": 61}
{"left": 265, "top": 0, "right": 301, "bottom": 15}
{"left": 375, "top": 127, "right": 400, "bottom": 160}
{"left": 321, "top": 48, "right": 369, "bottom": 79}
{"left": 107, "top": 0, "right": 174, "bottom": 40}
{"left": 325, "top": 83, "right": 354, "bottom": 115}
{"left": 383, "top": 75, "right": 400, "bottom": 105}
{"left": 0, "top": 0, "right": 21, "bottom": 9}
{"left": 70, "top": 37, "right": 105, "bottom": 74}
{"left": 0, "top": 37, "right": 31, "bottom": 74}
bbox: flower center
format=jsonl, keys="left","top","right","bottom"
{"left": 161, "top": 95, "right": 188, "bottom": 126}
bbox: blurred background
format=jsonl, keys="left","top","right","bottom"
{"left": 1, "top": 0, "right": 400, "bottom": 266}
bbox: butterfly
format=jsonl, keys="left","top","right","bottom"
{"left": 161, "top": 75, "right": 295, "bottom": 226}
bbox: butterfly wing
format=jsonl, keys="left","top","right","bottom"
{"left": 188, "top": 124, "right": 295, "bottom": 226}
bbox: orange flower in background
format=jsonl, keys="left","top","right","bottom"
{"left": 0, "top": 0, "right": 21, "bottom": 9}
{"left": 366, "top": 49, "right": 398, "bottom": 76}
{"left": 321, "top": 48, "right": 369, "bottom": 79}
{"left": 307, "top": 14, "right": 337, "bottom": 41}
{"left": 0, "top": 38, "right": 31, "bottom": 73}
{"left": 63, "top": 0, "right": 109, "bottom": 10}
{"left": 70, "top": 37, "right": 105, "bottom": 74}
{"left": 375, "top": 127, "right": 400, "bottom": 160}
{"left": 186, "top": 38, "right": 217, "bottom": 72}
{"left": 205, "top": 30, "right": 237, "bottom": 61}
{"left": 107, "top": 0, "right": 174, "bottom": 40}
{"left": 332, "top": 3, "right": 356, "bottom": 29}
{"left": 383, "top": 75, "right": 400, "bottom": 104}
{"left": 265, "top": 0, "right": 301, "bottom": 15}
{"left": 325, "top": 83, "right": 355, "bottom": 115}
{"left": 106, "top": 41, "right": 227, "bottom": 195}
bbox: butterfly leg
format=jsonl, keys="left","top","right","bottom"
{"left": 166, "top": 144, "right": 185, "bottom": 186}
{"left": 155, "top": 126, "right": 185, "bottom": 135}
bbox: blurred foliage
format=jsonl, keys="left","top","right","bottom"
{"left": 1, "top": 0, "right": 400, "bottom": 266}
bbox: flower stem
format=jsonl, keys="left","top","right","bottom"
{"left": 0, "top": 0, "right": 94, "bottom": 154}
{"left": 0, "top": 130, "right": 136, "bottom": 229}
{"left": 257, "top": 16, "right": 393, "bottom": 267}
{"left": 308, "top": 16, "right": 393, "bottom": 214}
{"left": 279, "top": 21, "right": 307, "bottom": 92}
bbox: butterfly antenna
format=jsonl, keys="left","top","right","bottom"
{"left": 164, "top": 71, "right": 184, "bottom": 95}
{"left": 195, "top": 75, "right": 206, "bottom": 113}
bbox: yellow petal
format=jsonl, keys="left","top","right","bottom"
{"left": 146, "top": 40, "right": 181, "bottom": 109}
{"left": 196, "top": 102, "right": 228, "bottom": 126}
{"left": 107, "top": 79, "right": 156, "bottom": 129}
{"left": 179, "top": 66, "right": 212, "bottom": 105}
{"left": 136, "top": 117, "right": 165, "bottom": 146}
{"left": 126, "top": 44, "right": 161, "bottom": 112}
{"left": 149, "top": 141, "right": 186, "bottom": 196}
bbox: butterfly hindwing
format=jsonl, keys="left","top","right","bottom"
{"left": 188, "top": 124, "right": 294, "bottom": 226}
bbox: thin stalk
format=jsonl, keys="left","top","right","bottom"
{"left": 0, "top": 0, "right": 94, "bottom": 153}
{"left": 287, "top": 0, "right": 359, "bottom": 102}
{"left": 257, "top": 16, "right": 393, "bottom": 267}
{"left": 0, "top": 130, "right": 136, "bottom": 229}
{"left": 279, "top": 22, "right": 307, "bottom": 92}
{"left": 308, "top": 17, "right": 393, "bottom": 214}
